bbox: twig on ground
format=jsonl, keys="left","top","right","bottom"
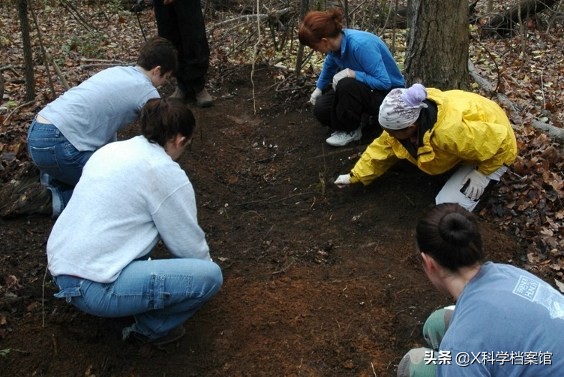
{"left": 51, "top": 334, "right": 58, "bottom": 356}
{"left": 45, "top": 50, "right": 69, "bottom": 91}
{"left": 80, "top": 58, "right": 130, "bottom": 64}
{"left": 58, "top": 0, "right": 96, "bottom": 31}
{"left": 0, "top": 65, "right": 19, "bottom": 76}
{"left": 311, "top": 146, "right": 367, "bottom": 159}
{"left": 236, "top": 191, "right": 314, "bottom": 206}
{"left": 402, "top": 193, "right": 416, "bottom": 207}
{"left": 371, "top": 361, "right": 378, "bottom": 377}
{"left": 209, "top": 8, "right": 292, "bottom": 31}
{"left": 272, "top": 256, "right": 295, "bottom": 275}
{"left": 2, "top": 100, "right": 36, "bottom": 126}
{"left": 468, "top": 60, "right": 564, "bottom": 142}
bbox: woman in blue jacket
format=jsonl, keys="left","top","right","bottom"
{"left": 299, "top": 7, "right": 405, "bottom": 147}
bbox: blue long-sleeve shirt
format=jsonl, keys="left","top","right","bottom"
{"left": 316, "top": 29, "right": 405, "bottom": 91}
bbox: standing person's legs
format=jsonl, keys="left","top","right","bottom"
{"left": 153, "top": 0, "right": 181, "bottom": 46}
{"left": 397, "top": 306, "right": 455, "bottom": 377}
{"left": 175, "top": 0, "right": 209, "bottom": 93}
{"left": 53, "top": 258, "right": 223, "bottom": 341}
{"left": 435, "top": 165, "right": 508, "bottom": 212}
{"left": 155, "top": 0, "right": 209, "bottom": 96}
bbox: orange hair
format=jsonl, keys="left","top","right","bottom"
{"left": 298, "top": 8, "right": 344, "bottom": 47}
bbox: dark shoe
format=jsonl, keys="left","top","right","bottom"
{"left": 195, "top": 88, "right": 213, "bottom": 108}
{"left": 0, "top": 177, "right": 52, "bottom": 218}
{"left": 133, "top": 326, "right": 186, "bottom": 347}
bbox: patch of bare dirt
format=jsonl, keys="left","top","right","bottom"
{"left": 0, "top": 65, "right": 523, "bottom": 376}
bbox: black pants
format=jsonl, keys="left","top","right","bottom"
{"left": 313, "top": 78, "right": 388, "bottom": 134}
{"left": 154, "top": 0, "right": 210, "bottom": 95}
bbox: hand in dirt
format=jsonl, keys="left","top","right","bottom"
{"left": 334, "top": 174, "right": 351, "bottom": 188}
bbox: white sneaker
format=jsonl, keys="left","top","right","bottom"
{"left": 326, "top": 128, "right": 362, "bottom": 147}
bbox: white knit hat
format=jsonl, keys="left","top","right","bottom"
{"left": 378, "top": 84, "right": 428, "bottom": 130}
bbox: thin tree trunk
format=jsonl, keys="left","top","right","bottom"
{"left": 18, "top": 0, "right": 35, "bottom": 102}
{"left": 0, "top": 73, "right": 4, "bottom": 101}
{"left": 294, "top": 0, "right": 309, "bottom": 77}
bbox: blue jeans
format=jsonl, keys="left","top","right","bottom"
{"left": 53, "top": 258, "right": 223, "bottom": 340}
{"left": 27, "top": 119, "right": 94, "bottom": 215}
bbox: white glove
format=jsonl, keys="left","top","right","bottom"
{"left": 334, "top": 174, "right": 352, "bottom": 188}
{"left": 310, "top": 88, "right": 322, "bottom": 106}
{"left": 332, "top": 68, "right": 354, "bottom": 90}
{"left": 461, "top": 169, "right": 490, "bottom": 200}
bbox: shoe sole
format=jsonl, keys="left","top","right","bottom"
{"left": 196, "top": 100, "right": 213, "bottom": 108}
{"left": 325, "top": 135, "right": 361, "bottom": 147}
{"left": 133, "top": 327, "right": 186, "bottom": 347}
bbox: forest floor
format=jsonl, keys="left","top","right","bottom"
{"left": 0, "top": 2, "right": 562, "bottom": 376}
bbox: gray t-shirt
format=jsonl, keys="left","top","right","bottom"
{"left": 438, "top": 262, "right": 564, "bottom": 376}
{"left": 39, "top": 66, "right": 159, "bottom": 151}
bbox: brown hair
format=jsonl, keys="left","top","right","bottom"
{"left": 136, "top": 36, "right": 178, "bottom": 76}
{"left": 416, "top": 203, "right": 484, "bottom": 271}
{"left": 298, "top": 8, "right": 344, "bottom": 47}
{"left": 140, "top": 98, "right": 195, "bottom": 147}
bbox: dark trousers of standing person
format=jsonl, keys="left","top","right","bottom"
{"left": 313, "top": 78, "right": 388, "bottom": 137}
{"left": 153, "top": 0, "right": 210, "bottom": 96}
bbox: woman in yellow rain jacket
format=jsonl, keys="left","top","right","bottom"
{"left": 334, "top": 83, "right": 518, "bottom": 211}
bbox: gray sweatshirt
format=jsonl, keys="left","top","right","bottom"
{"left": 47, "top": 136, "right": 211, "bottom": 283}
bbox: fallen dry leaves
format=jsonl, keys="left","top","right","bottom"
{"left": 0, "top": 1, "right": 562, "bottom": 288}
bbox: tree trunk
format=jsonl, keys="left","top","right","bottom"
{"left": 18, "top": 0, "right": 35, "bottom": 102}
{"left": 294, "top": 0, "right": 309, "bottom": 77}
{"left": 404, "top": 0, "right": 469, "bottom": 89}
{"left": 0, "top": 73, "right": 4, "bottom": 101}
{"left": 479, "top": 0, "right": 558, "bottom": 38}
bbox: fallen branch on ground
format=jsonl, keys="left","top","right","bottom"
{"left": 468, "top": 60, "right": 564, "bottom": 143}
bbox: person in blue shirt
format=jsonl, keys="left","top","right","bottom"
{"left": 299, "top": 7, "right": 405, "bottom": 147}
{"left": 398, "top": 203, "right": 564, "bottom": 377}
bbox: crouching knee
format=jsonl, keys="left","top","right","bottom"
{"left": 200, "top": 261, "right": 223, "bottom": 298}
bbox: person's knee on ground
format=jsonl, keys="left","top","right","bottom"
{"left": 397, "top": 306, "right": 454, "bottom": 377}
{"left": 422, "top": 305, "right": 455, "bottom": 350}
{"left": 397, "top": 347, "right": 437, "bottom": 377}
{"left": 312, "top": 90, "right": 334, "bottom": 127}
{"left": 126, "top": 268, "right": 221, "bottom": 341}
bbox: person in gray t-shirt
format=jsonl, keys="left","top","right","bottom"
{"left": 397, "top": 203, "right": 564, "bottom": 377}
{"left": 0, "top": 37, "right": 178, "bottom": 219}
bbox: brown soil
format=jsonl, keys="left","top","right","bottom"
{"left": 0, "top": 65, "right": 521, "bottom": 377}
